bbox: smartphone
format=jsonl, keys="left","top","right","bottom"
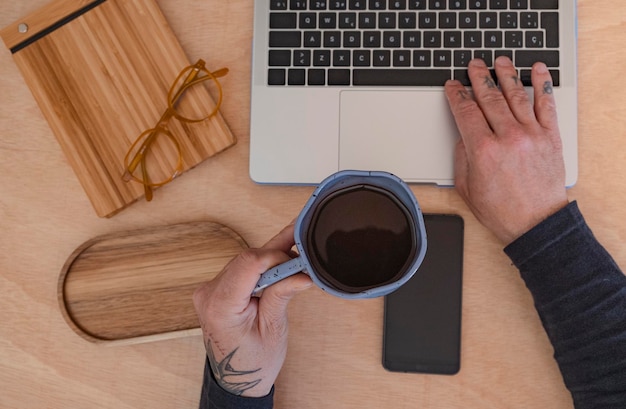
{"left": 382, "top": 214, "right": 464, "bottom": 375}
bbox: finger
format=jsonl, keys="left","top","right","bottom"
{"left": 531, "top": 62, "right": 559, "bottom": 131}
{"left": 444, "top": 79, "right": 494, "bottom": 152}
{"left": 494, "top": 56, "right": 534, "bottom": 124}
{"left": 261, "top": 223, "right": 296, "bottom": 254}
{"left": 213, "top": 248, "right": 293, "bottom": 310}
{"left": 259, "top": 273, "right": 313, "bottom": 331}
{"left": 467, "top": 59, "right": 519, "bottom": 135}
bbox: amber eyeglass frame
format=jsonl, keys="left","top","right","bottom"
{"left": 123, "top": 59, "right": 228, "bottom": 201}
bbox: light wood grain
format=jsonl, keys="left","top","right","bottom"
{"left": 2, "top": 0, "right": 626, "bottom": 408}
{"left": 58, "top": 221, "right": 247, "bottom": 344}
{"left": 0, "top": 0, "right": 236, "bottom": 217}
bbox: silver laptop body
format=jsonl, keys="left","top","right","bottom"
{"left": 250, "top": 0, "right": 577, "bottom": 186}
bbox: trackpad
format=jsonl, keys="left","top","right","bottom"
{"left": 339, "top": 90, "right": 459, "bottom": 185}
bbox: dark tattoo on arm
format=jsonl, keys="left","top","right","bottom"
{"left": 206, "top": 340, "right": 262, "bottom": 396}
{"left": 512, "top": 75, "right": 519, "bottom": 86}
{"left": 543, "top": 81, "right": 553, "bottom": 95}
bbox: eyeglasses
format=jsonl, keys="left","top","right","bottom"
{"left": 123, "top": 59, "right": 228, "bottom": 201}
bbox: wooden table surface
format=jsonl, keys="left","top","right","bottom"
{"left": 1, "top": 1, "right": 625, "bottom": 408}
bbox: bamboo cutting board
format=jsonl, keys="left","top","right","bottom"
{"left": 0, "top": 0, "right": 236, "bottom": 217}
{"left": 58, "top": 222, "right": 248, "bottom": 345}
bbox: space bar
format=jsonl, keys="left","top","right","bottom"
{"left": 353, "top": 69, "right": 451, "bottom": 86}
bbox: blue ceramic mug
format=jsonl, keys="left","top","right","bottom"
{"left": 254, "top": 170, "right": 427, "bottom": 299}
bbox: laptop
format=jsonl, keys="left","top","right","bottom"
{"left": 249, "top": 0, "right": 578, "bottom": 186}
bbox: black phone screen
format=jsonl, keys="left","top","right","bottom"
{"left": 383, "top": 214, "right": 464, "bottom": 375}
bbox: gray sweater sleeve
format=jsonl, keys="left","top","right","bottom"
{"left": 505, "top": 201, "right": 626, "bottom": 408}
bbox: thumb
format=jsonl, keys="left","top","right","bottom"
{"left": 258, "top": 273, "right": 313, "bottom": 329}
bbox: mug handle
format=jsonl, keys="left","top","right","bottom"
{"left": 252, "top": 257, "right": 306, "bottom": 296}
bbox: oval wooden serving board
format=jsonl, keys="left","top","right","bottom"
{"left": 59, "top": 222, "right": 247, "bottom": 345}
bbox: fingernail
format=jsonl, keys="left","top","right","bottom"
{"left": 469, "top": 59, "right": 487, "bottom": 67}
{"left": 495, "top": 56, "right": 511, "bottom": 66}
{"left": 535, "top": 62, "right": 548, "bottom": 74}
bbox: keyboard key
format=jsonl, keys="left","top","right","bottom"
{"left": 419, "top": 12, "right": 437, "bottom": 28}
{"left": 464, "top": 31, "right": 482, "bottom": 47}
{"left": 474, "top": 49, "right": 493, "bottom": 66}
{"left": 370, "top": 0, "right": 387, "bottom": 10}
{"left": 359, "top": 12, "right": 377, "bottom": 28}
{"left": 444, "top": 31, "right": 462, "bottom": 47}
{"left": 329, "top": 0, "right": 347, "bottom": 9}
{"left": 510, "top": 0, "right": 528, "bottom": 9}
{"left": 520, "top": 69, "right": 559, "bottom": 85}
{"left": 354, "top": 50, "right": 371, "bottom": 66}
{"left": 333, "top": 49, "right": 351, "bottom": 65}
{"left": 353, "top": 69, "right": 451, "bottom": 85}
{"left": 525, "top": 31, "right": 544, "bottom": 47}
{"left": 290, "top": 0, "right": 307, "bottom": 9}
{"left": 270, "top": 13, "right": 297, "bottom": 29}
{"left": 485, "top": 31, "right": 503, "bottom": 47}
{"left": 459, "top": 12, "right": 478, "bottom": 28}
{"left": 469, "top": 0, "right": 487, "bottom": 9}
{"left": 520, "top": 12, "right": 539, "bottom": 28}
{"left": 308, "top": 69, "right": 326, "bottom": 85}
{"left": 500, "top": 12, "right": 518, "bottom": 28}
{"left": 314, "top": 50, "right": 332, "bottom": 65}
{"left": 454, "top": 69, "right": 470, "bottom": 85}
{"left": 288, "top": 69, "right": 306, "bottom": 84}
{"left": 429, "top": 0, "right": 446, "bottom": 10}
{"left": 269, "top": 50, "right": 291, "bottom": 66}
{"left": 408, "top": 0, "right": 427, "bottom": 9}
{"left": 310, "top": 1, "right": 328, "bottom": 10}
{"left": 304, "top": 31, "right": 322, "bottom": 47}
{"left": 364, "top": 31, "right": 382, "bottom": 47}
{"left": 299, "top": 13, "right": 317, "bottom": 28}
{"left": 479, "top": 12, "right": 498, "bottom": 28}
{"left": 403, "top": 31, "right": 421, "bottom": 47}
{"left": 344, "top": 31, "right": 362, "bottom": 47}
{"left": 373, "top": 50, "right": 392, "bottom": 66}
{"left": 324, "top": 31, "right": 342, "bottom": 47}
{"left": 269, "top": 31, "right": 301, "bottom": 47}
{"left": 390, "top": 0, "right": 407, "bottom": 9}
{"left": 454, "top": 50, "right": 472, "bottom": 67}
{"left": 489, "top": 0, "right": 507, "bottom": 9}
{"left": 271, "top": 1, "right": 288, "bottom": 10}
{"left": 339, "top": 12, "right": 357, "bottom": 28}
{"left": 393, "top": 50, "right": 411, "bottom": 66}
{"left": 542, "top": 12, "right": 559, "bottom": 47}
{"left": 379, "top": 12, "right": 397, "bottom": 28}
{"left": 449, "top": 0, "right": 467, "bottom": 10}
{"left": 328, "top": 69, "right": 351, "bottom": 85}
{"left": 413, "top": 50, "right": 431, "bottom": 66}
{"left": 505, "top": 31, "right": 524, "bottom": 47}
{"left": 439, "top": 13, "right": 457, "bottom": 29}
{"left": 349, "top": 0, "right": 367, "bottom": 9}
{"left": 268, "top": 69, "right": 286, "bottom": 85}
{"left": 383, "top": 31, "right": 402, "bottom": 47}
{"left": 399, "top": 12, "right": 417, "bottom": 28}
{"left": 434, "top": 50, "right": 452, "bottom": 66}
{"left": 515, "top": 50, "right": 559, "bottom": 66}
{"left": 319, "top": 13, "right": 337, "bottom": 28}
{"left": 531, "top": 0, "right": 558, "bottom": 10}
{"left": 293, "top": 50, "right": 311, "bottom": 66}
{"left": 423, "top": 31, "right": 442, "bottom": 47}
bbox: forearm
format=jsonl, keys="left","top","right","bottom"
{"left": 505, "top": 201, "right": 626, "bottom": 408}
{"left": 199, "top": 358, "right": 274, "bottom": 409}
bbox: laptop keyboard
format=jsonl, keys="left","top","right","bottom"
{"left": 267, "top": 0, "right": 560, "bottom": 86}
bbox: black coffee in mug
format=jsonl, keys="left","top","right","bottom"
{"left": 254, "top": 170, "right": 427, "bottom": 299}
{"left": 306, "top": 185, "right": 415, "bottom": 293}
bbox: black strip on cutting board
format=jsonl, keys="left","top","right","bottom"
{"left": 10, "top": 0, "right": 107, "bottom": 54}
